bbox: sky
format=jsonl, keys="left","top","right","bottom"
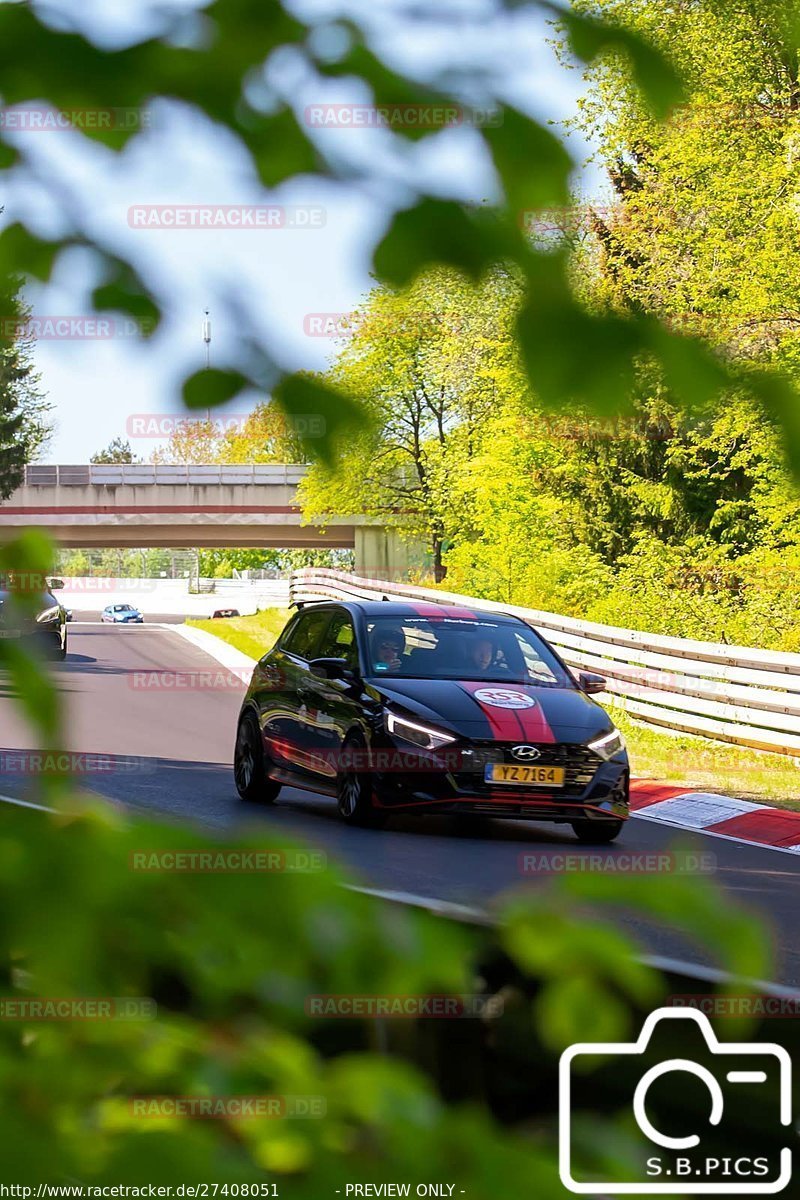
{"left": 5, "top": 0, "right": 607, "bottom": 463}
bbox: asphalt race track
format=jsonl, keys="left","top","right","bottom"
{"left": 1, "top": 623, "right": 799, "bottom": 986}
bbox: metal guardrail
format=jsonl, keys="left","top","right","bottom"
{"left": 290, "top": 568, "right": 800, "bottom": 757}
{"left": 23, "top": 465, "right": 308, "bottom": 487}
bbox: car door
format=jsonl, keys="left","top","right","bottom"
{"left": 298, "top": 607, "right": 363, "bottom": 781}
{"left": 259, "top": 606, "right": 333, "bottom": 776}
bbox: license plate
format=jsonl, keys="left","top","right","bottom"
{"left": 485, "top": 764, "right": 565, "bottom": 787}
{"left": 0, "top": 630, "right": 22, "bottom": 639}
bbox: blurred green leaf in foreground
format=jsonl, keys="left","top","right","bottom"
{"left": 0, "top": 0, "right": 798, "bottom": 467}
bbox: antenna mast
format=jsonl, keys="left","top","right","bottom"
{"left": 202, "top": 309, "right": 212, "bottom": 422}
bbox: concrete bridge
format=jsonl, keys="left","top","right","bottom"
{"left": 0, "top": 464, "right": 421, "bottom": 576}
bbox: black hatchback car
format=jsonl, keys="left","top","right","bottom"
{"left": 0, "top": 579, "right": 68, "bottom": 660}
{"left": 234, "top": 600, "right": 629, "bottom": 842}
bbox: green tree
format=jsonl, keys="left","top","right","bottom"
{"left": 217, "top": 403, "right": 306, "bottom": 463}
{"left": 55, "top": 549, "right": 91, "bottom": 576}
{"left": 150, "top": 404, "right": 304, "bottom": 466}
{"left": 301, "top": 270, "right": 517, "bottom": 580}
{"left": 91, "top": 437, "right": 141, "bottom": 464}
{"left": 0, "top": 288, "right": 50, "bottom": 499}
{"left": 569, "top": 0, "right": 800, "bottom": 367}
{"left": 150, "top": 419, "right": 221, "bottom": 465}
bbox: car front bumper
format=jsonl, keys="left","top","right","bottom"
{"left": 0, "top": 625, "right": 64, "bottom": 653}
{"left": 368, "top": 739, "right": 630, "bottom": 821}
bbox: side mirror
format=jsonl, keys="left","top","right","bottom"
{"left": 309, "top": 656, "right": 354, "bottom": 681}
{"left": 48, "top": 577, "right": 65, "bottom": 591}
{"left": 579, "top": 671, "right": 607, "bottom": 695}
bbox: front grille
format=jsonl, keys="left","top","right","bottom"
{"left": 464, "top": 803, "right": 576, "bottom": 818}
{"left": 453, "top": 742, "right": 601, "bottom": 798}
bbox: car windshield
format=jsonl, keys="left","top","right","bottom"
{"left": 364, "top": 615, "right": 572, "bottom": 687}
{"left": 116, "top": 605, "right": 134, "bottom": 612}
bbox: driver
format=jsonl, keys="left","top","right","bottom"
{"left": 466, "top": 635, "right": 495, "bottom": 673}
{"left": 371, "top": 626, "right": 406, "bottom": 671}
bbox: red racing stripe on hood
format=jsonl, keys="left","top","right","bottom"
{"left": 513, "top": 694, "right": 557, "bottom": 743}
{"left": 458, "top": 682, "right": 556, "bottom": 742}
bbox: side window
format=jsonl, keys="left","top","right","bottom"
{"left": 282, "top": 609, "right": 331, "bottom": 661}
{"left": 316, "top": 610, "right": 358, "bottom": 667}
{"left": 277, "top": 614, "right": 301, "bottom": 650}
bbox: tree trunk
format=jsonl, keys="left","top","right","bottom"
{"left": 433, "top": 539, "right": 446, "bottom": 583}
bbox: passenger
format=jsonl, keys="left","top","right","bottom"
{"left": 371, "top": 627, "right": 405, "bottom": 671}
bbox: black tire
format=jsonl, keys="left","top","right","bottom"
{"left": 336, "top": 736, "right": 384, "bottom": 827}
{"left": 571, "top": 818, "right": 624, "bottom": 844}
{"left": 234, "top": 711, "right": 281, "bottom": 804}
{"left": 41, "top": 631, "right": 66, "bottom": 661}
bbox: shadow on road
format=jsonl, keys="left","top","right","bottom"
{"left": 270, "top": 787, "right": 576, "bottom": 846}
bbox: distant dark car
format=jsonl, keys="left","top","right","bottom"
{"left": 101, "top": 603, "right": 144, "bottom": 624}
{"left": 212, "top": 608, "right": 240, "bottom": 619}
{"left": 0, "top": 584, "right": 68, "bottom": 660}
{"left": 233, "top": 600, "right": 629, "bottom": 843}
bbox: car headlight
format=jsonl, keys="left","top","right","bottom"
{"left": 385, "top": 710, "right": 457, "bottom": 751}
{"left": 587, "top": 729, "right": 626, "bottom": 760}
{"left": 36, "top": 605, "right": 61, "bottom": 624}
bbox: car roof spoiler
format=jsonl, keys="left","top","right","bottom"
{"left": 292, "top": 594, "right": 394, "bottom": 609}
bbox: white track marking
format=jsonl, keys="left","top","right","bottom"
{"left": 634, "top": 792, "right": 763, "bottom": 828}
{"left": 346, "top": 885, "right": 488, "bottom": 922}
{"left": 0, "top": 792, "right": 57, "bottom": 814}
{"left": 631, "top": 810, "right": 800, "bottom": 855}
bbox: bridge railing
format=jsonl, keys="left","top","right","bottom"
{"left": 23, "top": 464, "right": 308, "bottom": 487}
{"left": 289, "top": 567, "right": 800, "bottom": 758}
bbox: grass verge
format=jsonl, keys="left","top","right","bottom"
{"left": 186, "top": 608, "right": 288, "bottom": 661}
{"left": 611, "top": 704, "right": 800, "bottom": 811}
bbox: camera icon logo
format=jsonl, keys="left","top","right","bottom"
{"left": 559, "top": 1006, "right": 792, "bottom": 1194}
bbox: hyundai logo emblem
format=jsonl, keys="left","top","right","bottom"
{"left": 511, "top": 745, "right": 541, "bottom": 761}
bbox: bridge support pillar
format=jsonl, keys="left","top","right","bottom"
{"left": 354, "top": 527, "right": 429, "bottom": 581}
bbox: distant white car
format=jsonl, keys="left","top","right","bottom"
{"left": 101, "top": 603, "right": 144, "bottom": 624}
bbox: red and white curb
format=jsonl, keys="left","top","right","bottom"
{"left": 631, "top": 782, "right": 800, "bottom": 854}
